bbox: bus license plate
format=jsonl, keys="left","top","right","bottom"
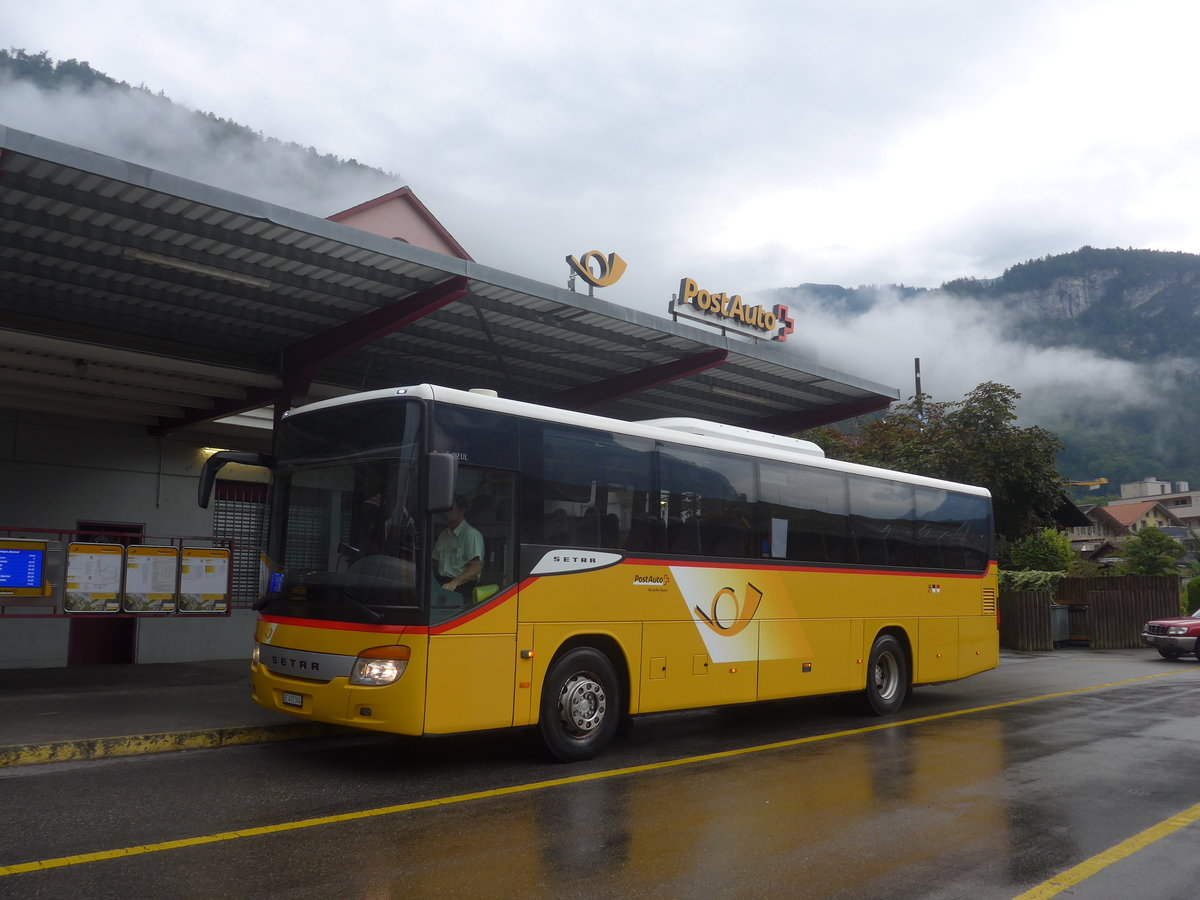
{"left": 282, "top": 691, "right": 303, "bottom": 708}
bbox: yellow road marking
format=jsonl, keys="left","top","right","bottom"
{"left": 0, "top": 669, "right": 1191, "bottom": 878}
{"left": 1013, "top": 800, "right": 1200, "bottom": 899}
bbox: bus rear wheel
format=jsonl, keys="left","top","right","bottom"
{"left": 864, "top": 633, "right": 909, "bottom": 716}
{"left": 539, "top": 647, "right": 621, "bottom": 762}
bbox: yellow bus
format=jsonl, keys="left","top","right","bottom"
{"left": 201, "top": 384, "right": 998, "bottom": 761}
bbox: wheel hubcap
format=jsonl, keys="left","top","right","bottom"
{"left": 558, "top": 672, "right": 606, "bottom": 737}
{"left": 874, "top": 650, "right": 899, "bottom": 701}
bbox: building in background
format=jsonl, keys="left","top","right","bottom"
{"left": 1067, "top": 505, "right": 1129, "bottom": 562}
{"left": 1110, "top": 477, "right": 1199, "bottom": 538}
{"left": 327, "top": 187, "right": 473, "bottom": 261}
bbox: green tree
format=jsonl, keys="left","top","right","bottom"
{"left": 1008, "top": 527, "right": 1075, "bottom": 572}
{"left": 1118, "top": 528, "right": 1186, "bottom": 576}
{"left": 806, "top": 382, "right": 1064, "bottom": 545}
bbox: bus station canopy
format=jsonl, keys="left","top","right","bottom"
{"left": 0, "top": 126, "right": 898, "bottom": 450}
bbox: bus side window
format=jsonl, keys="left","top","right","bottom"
{"left": 849, "top": 476, "right": 915, "bottom": 569}
{"left": 758, "top": 461, "right": 850, "bottom": 565}
{"left": 522, "top": 422, "right": 656, "bottom": 551}
{"left": 659, "top": 444, "right": 756, "bottom": 559}
{"left": 917, "top": 489, "right": 992, "bottom": 572}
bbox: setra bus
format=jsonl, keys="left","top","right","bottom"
{"left": 200, "top": 384, "right": 998, "bottom": 761}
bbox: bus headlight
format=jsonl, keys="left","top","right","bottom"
{"left": 350, "top": 646, "right": 411, "bottom": 686}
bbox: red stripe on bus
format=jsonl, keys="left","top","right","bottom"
{"left": 617, "top": 557, "right": 995, "bottom": 579}
{"left": 258, "top": 614, "right": 426, "bottom": 635}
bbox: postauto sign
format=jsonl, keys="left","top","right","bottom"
{"left": 670, "top": 277, "right": 794, "bottom": 343}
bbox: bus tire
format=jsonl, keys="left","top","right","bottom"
{"left": 863, "top": 633, "right": 909, "bottom": 716}
{"left": 539, "top": 647, "right": 621, "bottom": 762}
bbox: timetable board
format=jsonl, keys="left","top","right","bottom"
{"left": 122, "top": 546, "right": 179, "bottom": 612}
{"left": 178, "top": 548, "right": 230, "bottom": 612}
{"left": 65, "top": 543, "right": 124, "bottom": 611}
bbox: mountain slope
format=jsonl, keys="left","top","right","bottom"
{"left": 943, "top": 246, "right": 1200, "bottom": 359}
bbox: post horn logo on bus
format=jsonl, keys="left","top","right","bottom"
{"left": 671, "top": 277, "right": 795, "bottom": 343}
{"left": 694, "top": 582, "right": 764, "bottom": 637}
{"left": 566, "top": 250, "right": 628, "bottom": 288}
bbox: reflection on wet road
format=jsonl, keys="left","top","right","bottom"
{"left": 4, "top": 653, "right": 1200, "bottom": 898}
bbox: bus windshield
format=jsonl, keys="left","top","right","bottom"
{"left": 260, "top": 399, "right": 425, "bottom": 626}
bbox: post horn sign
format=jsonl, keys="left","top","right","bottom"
{"left": 566, "top": 251, "right": 628, "bottom": 288}
{"left": 671, "top": 277, "right": 795, "bottom": 343}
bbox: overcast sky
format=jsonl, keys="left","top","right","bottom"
{"left": 6, "top": 0, "right": 1199, "bottom": 410}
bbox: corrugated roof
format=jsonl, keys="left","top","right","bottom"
{"left": 0, "top": 126, "right": 898, "bottom": 449}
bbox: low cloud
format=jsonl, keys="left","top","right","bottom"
{"left": 0, "top": 79, "right": 397, "bottom": 215}
{"left": 775, "top": 286, "right": 1183, "bottom": 425}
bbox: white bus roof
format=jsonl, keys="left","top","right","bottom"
{"left": 639, "top": 418, "right": 825, "bottom": 457}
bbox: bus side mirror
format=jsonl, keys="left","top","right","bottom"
{"left": 198, "top": 451, "right": 273, "bottom": 508}
{"left": 427, "top": 452, "right": 457, "bottom": 513}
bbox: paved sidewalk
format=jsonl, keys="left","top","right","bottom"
{"left": 0, "top": 659, "right": 337, "bottom": 767}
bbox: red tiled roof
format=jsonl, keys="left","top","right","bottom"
{"left": 1105, "top": 500, "right": 1180, "bottom": 528}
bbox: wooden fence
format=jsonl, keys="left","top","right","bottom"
{"left": 999, "top": 591, "right": 1055, "bottom": 651}
{"left": 999, "top": 576, "right": 1180, "bottom": 651}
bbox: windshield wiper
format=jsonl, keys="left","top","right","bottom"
{"left": 335, "top": 588, "right": 385, "bottom": 624}
{"left": 252, "top": 587, "right": 383, "bottom": 623}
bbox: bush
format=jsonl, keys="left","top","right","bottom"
{"left": 1008, "top": 528, "right": 1074, "bottom": 572}
{"left": 999, "top": 570, "right": 1067, "bottom": 594}
{"left": 1119, "top": 528, "right": 1186, "bottom": 576}
{"left": 1186, "top": 578, "right": 1200, "bottom": 615}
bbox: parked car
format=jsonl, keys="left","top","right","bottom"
{"left": 1141, "top": 609, "right": 1200, "bottom": 660}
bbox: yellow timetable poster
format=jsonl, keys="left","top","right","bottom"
{"left": 65, "top": 543, "right": 124, "bottom": 612}
{"left": 179, "top": 548, "right": 230, "bottom": 612}
{"left": 123, "top": 546, "right": 179, "bottom": 612}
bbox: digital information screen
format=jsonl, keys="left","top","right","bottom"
{"left": 0, "top": 541, "right": 48, "bottom": 595}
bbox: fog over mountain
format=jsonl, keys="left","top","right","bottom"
{"left": 770, "top": 282, "right": 1186, "bottom": 423}
{"left": 0, "top": 59, "right": 397, "bottom": 216}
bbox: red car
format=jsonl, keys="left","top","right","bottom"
{"left": 1142, "top": 609, "right": 1200, "bottom": 660}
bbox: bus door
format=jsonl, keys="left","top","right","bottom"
{"left": 424, "top": 467, "right": 521, "bottom": 734}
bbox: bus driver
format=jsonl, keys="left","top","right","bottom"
{"left": 432, "top": 496, "right": 483, "bottom": 602}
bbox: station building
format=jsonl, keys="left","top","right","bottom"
{"left": 0, "top": 126, "right": 898, "bottom": 668}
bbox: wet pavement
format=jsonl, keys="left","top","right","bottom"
{"left": 0, "top": 647, "right": 1192, "bottom": 769}
{"left": 4, "top": 647, "right": 1198, "bottom": 897}
{"left": 0, "top": 658, "right": 337, "bottom": 766}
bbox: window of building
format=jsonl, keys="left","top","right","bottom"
{"left": 213, "top": 481, "right": 268, "bottom": 608}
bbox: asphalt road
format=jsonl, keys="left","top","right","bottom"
{"left": 3, "top": 648, "right": 1199, "bottom": 899}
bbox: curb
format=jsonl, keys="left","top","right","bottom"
{"left": 0, "top": 722, "right": 345, "bottom": 768}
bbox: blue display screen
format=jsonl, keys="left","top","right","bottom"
{"left": 0, "top": 547, "right": 45, "bottom": 589}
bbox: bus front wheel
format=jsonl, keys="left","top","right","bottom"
{"left": 864, "top": 633, "right": 909, "bottom": 716}
{"left": 539, "top": 647, "right": 621, "bottom": 762}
